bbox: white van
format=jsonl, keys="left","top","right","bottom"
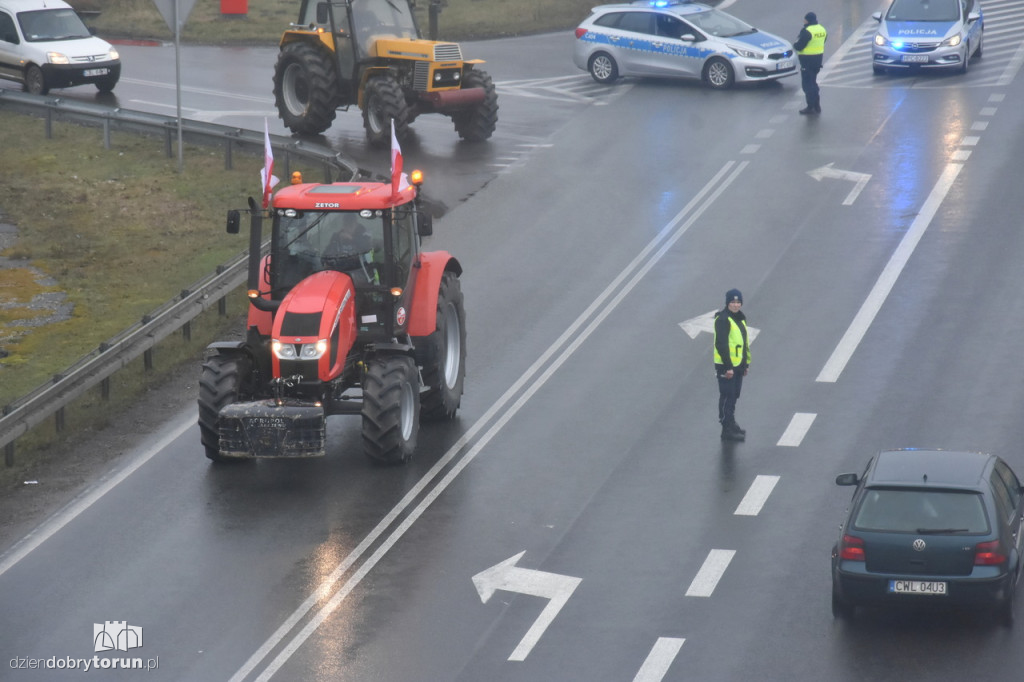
{"left": 0, "top": 0, "right": 120, "bottom": 94}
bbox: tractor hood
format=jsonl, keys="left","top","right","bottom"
{"left": 271, "top": 270, "right": 357, "bottom": 383}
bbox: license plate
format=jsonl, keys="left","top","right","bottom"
{"left": 777, "top": 59, "right": 794, "bottom": 71}
{"left": 889, "top": 580, "right": 947, "bottom": 595}
{"left": 83, "top": 68, "right": 108, "bottom": 77}
{"left": 901, "top": 55, "right": 928, "bottom": 63}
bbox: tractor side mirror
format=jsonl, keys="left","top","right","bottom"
{"left": 226, "top": 209, "right": 240, "bottom": 234}
{"left": 316, "top": 2, "right": 329, "bottom": 24}
{"left": 417, "top": 212, "right": 433, "bottom": 237}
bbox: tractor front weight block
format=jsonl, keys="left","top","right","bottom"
{"left": 419, "top": 87, "right": 486, "bottom": 112}
{"left": 218, "top": 401, "right": 326, "bottom": 458}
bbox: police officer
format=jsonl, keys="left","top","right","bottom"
{"left": 794, "top": 12, "right": 827, "bottom": 115}
{"left": 714, "top": 289, "right": 751, "bottom": 441}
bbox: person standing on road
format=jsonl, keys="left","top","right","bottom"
{"left": 714, "top": 289, "right": 751, "bottom": 442}
{"left": 794, "top": 11, "right": 827, "bottom": 115}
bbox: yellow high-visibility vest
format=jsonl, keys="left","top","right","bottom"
{"left": 799, "top": 24, "right": 827, "bottom": 55}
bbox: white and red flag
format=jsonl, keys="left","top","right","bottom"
{"left": 390, "top": 119, "right": 409, "bottom": 198}
{"left": 261, "top": 118, "right": 280, "bottom": 209}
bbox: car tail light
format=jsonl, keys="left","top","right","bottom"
{"left": 575, "top": 28, "right": 588, "bottom": 39}
{"left": 974, "top": 540, "right": 1007, "bottom": 566}
{"left": 840, "top": 534, "right": 865, "bottom": 561}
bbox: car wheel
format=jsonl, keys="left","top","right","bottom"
{"left": 975, "top": 31, "right": 983, "bottom": 58}
{"left": 873, "top": 64, "right": 886, "bottom": 76}
{"left": 24, "top": 64, "right": 47, "bottom": 95}
{"left": 831, "top": 586, "right": 854, "bottom": 620}
{"left": 1000, "top": 580, "right": 1016, "bottom": 628}
{"left": 588, "top": 52, "right": 618, "bottom": 84}
{"left": 703, "top": 57, "right": 734, "bottom": 89}
{"left": 960, "top": 41, "right": 970, "bottom": 74}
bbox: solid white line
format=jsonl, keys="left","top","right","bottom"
{"left": 777, "top": 412, "right": 817, "bottom": 447}
{"left": 816, "top": 163, "right": 963, "bottom": 382}
{"left": 685, "top": 549, "right": 736, "bottom": 598}
{"left": 633, "top": 637, "right": 686, "bottom": 682}
{"left": 734, "top": 475, "right": 780, "bottom": 516}
{"left": 232, "top": 161, "right": 749, "bottom": 682}
{"left": 0, "top": 410, "right": 195, "bottom": 579}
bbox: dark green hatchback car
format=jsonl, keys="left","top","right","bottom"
{"left": 831, "top": 449, "right": 1024, "bottom": 625}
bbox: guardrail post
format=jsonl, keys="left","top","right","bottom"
{"left": 103, "top": 118, "right": 111, "bottom": 150}
{"left": 45, "top": 108, "right": 53, "bottom": 139}
{"left": 183, "top": 320, "right": 191, "bottom": 342}
{"left": 144, "top": 349, "right": 153, "bottom": 371}
{"left": 55, "top": 406, "right": 65, "bottom": 432}
{"left": 164, "top": 126, "right": 173, "bottom": 158}
{"left": 3, "top": 405, "right": 12, "bottom": 467}
{"left": 225, "top": 139, "right": 233, "bottom": 170}
{"left": 101, "top": 377, "right": 110, "bottom": 400}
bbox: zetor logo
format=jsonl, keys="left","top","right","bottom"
{"left": 94, "top": 622, "right": 142, "bottom": 652}
{"left": 314, "top": 202, "right": 340, "bottom": 208}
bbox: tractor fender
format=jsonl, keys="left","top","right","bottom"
{"left": 407, "top": 252, "right": 462, "bottom": 337}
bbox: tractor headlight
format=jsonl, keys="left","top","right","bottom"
{"left": 300, "top": 340, "right": 328, "bottom": 359}
{"left": 272, "top": 340, "right": 327, "bottom": 360}
{"left": 272, "top": 340, "right": 297, "bottom": 359}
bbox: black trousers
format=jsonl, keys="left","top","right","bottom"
{"left": 717, "top": 371, "right": 744, "bottom": 425}
{"left": 800, "top": 66, "right": 821, "bottom": 108}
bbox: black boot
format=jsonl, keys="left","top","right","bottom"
{"left": 721, "top": 422, "right": 745, "bottom": 441}
{"left": 730, "top": 420, "right": 746, "bottom": 436}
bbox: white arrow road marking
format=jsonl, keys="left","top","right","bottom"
{"left": 633, "top": 637, "right": 686, "bottom": 682}
{"left": 472, "top": 551, "right": 582, "bottom": 661}
{"left": 685, "top": 549, "right": 736, "bottom": 597}
{"left": 807, "top": 163, "right": 871, "bottom": 205}
{"left": 678, "top": 310, "right": 760, "bottom": 342}
{"left": 777, "top": 412, "right": 817, "bottom": 447}
{"left": 734, "top": 475, "right": 780, "bottom": 516}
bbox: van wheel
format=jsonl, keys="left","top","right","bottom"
{"left": 25, "top": 65, "right": 47, "bottom": 95}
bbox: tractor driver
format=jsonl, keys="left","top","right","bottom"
{"left": 324, "top": 215, "right": 379, "bottom": 284}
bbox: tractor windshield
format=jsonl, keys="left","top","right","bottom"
{"left": 273, "top": 207, "right": 416, "bottom": 294}
{"left": 275, "top": 210, "right": 385, "bottom": 292}
{"left": 351, "top": 0, "right": 419, "bottom": 58}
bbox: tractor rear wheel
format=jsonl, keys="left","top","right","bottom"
{"left": 419, "top": 271, "right": 466, "bottom": 420}
{"left": 362, "top": 355, "right": 420, "bottom": 464}
{"left": 198, "top": 354, "right": 252, "bottom": 463}
{"left": 273, "top": 41, "right": 338, "bottom": 135}
{"left": 362, "top": 76, "right": 409, "bottom": 147}
{"left": 453, "top": 69, "right": 498, "bottom": 142}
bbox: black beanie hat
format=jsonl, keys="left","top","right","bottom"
{"left": 726, "top": 289, "right": 743, "bottom": 305}
{"left": 805, "top": 11, "right": 817, "bottom": 23}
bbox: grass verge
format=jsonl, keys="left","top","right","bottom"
{"left": 76, "top": 0, "right": 598, "bottom": 45}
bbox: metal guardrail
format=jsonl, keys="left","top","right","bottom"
{"left": 0, "top": 90, "right": 372, "bottom": 461}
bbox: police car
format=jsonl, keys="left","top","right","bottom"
{"left": 572, "top": 0, "right": 796, "bottom": 89}
{"left": 872, "top": 0, "right": 983, "bottom": 74}
{"left": 0, "top": 0, "right": 120, "bottom": 95}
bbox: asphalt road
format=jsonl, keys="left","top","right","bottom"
{"left": 5, "top": 0, "right": 1024, "bottom": 679}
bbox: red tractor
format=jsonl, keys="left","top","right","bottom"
{"left": 198, "top": 170, "right": 465, "bottom": 464}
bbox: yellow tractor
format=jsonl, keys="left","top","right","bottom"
{"left": 272, "top": 0, "right": 498, "bottom": 146}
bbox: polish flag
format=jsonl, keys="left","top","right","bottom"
{"left": 391, "top": 119, "right": 409, "bottom": 198}
{"left": 261, "top": 118, "right": 279, "bottom": 209}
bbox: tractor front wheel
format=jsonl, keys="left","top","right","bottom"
{"left": 419, "top": 271, "right": 466, "bottom": 420}
{"left": 198, "top": 354, "right": 252, "bottom": 463}
{"left": 362, "top": 355, "right": 420, "bottom": 464}
{"left": 273, "top": 41, "right": 338, "bottom": 135}
{"left": 362, "top": 76, "right": 409, "bottom": 147}
{"left": 453, "top": 69, "right": 498, "bottom": 142}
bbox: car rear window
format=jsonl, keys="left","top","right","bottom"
{"left": 853, "top": 488, "right": 989, "bottom": 533}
